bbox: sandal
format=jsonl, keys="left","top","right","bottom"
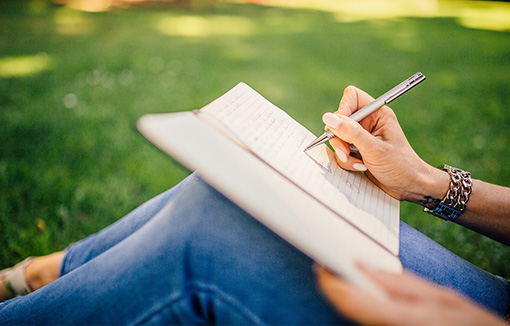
{"left": 0, "top": 257, "right": 34, "bottom": 301}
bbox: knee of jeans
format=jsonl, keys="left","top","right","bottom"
{"left": 155, "top": 175, "right": 288, "bottom": 275}
{"left": 170, "top": 175, "right": 248, "bottom": 225}
{"left": 155, "top": 174, "right": 255, "bottom": 249}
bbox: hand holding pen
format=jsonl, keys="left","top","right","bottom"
{"left": 304, "top": 73, "right": 443, "bottom": 201}
{"left": 304, "top": 72, "right": 426, "bottom": 152}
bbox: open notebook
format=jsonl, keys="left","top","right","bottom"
{"left": 137, "top": 83, "right": 402, "bottom": 296}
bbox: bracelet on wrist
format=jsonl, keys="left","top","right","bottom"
{"left": 424, "top": 164, "right": 472, "bottom": 221}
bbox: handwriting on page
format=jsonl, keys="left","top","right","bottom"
{"left": 235, "top": 109, "right": 331, "bottom": 173}
{"left": 200, "top": 83, "right": 399, "bottom": 250}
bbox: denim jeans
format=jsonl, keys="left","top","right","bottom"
{"left": 1, "top": 174, "right": 508, "bottom": 324}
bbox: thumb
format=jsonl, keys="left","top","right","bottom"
{"left": 322, "top": 112, "right": 375, "bottom": 155}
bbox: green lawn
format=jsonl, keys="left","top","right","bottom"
{"left": 1, "top": 0, "right": 509, "bottom": 279}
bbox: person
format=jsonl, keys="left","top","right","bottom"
{"left": 0, "top": 86, "right": 509, "bottom": 325}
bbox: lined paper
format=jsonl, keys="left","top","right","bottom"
{"left": 200, "top": 83, "right": 399, "bottom": 253}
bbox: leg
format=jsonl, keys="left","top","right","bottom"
{"left": 61, "top": 173, "right": 195, "bottom": 275}
{"left": 2, "top": 176, "right": 507, "bottom": 323}
{"left": 400, "top": 222, "right": 509, "bottom": 316}
{"left": 0, "top": 176, "right": 347, "bottom": 325}
{"left": 0, "top": 174, "right": 193, "bottom": 302}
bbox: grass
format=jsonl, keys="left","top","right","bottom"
{"left": 1, "top": 0, "right": 509, "bottom": 279}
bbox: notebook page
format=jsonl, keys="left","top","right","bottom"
{"left": 200, "top": 83, "right": 399, "bottom": 253}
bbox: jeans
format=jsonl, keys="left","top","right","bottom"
{"left": 1, "top": 174, "right": 508, "bottom": 324}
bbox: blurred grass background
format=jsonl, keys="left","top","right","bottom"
{"left": 1, "top": 0, "right": 509, "bottom": 278}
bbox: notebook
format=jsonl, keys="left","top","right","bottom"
{"left": 137, "top": 82, "right": 402, "bottom": 296}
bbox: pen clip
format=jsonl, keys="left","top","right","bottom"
{"left": 384, "top": 72, "right": 426, "bottom": 104}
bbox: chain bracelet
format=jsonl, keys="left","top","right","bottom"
{"left": 444, "top": 165, "right": 472, "bottom": 210}
{"left": 424, "top": 165, "right": 472, "bottom": 221}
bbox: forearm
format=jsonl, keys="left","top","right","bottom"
{"left": 455, "top": 180, "right": 510, "bottom": 246}
{"left": 407, "top": 167, "right": 510, "bottom": 246}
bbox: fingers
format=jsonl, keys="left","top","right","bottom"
{"left": 336, "top": 86, "right": 375, "bottom": 117}
{"left": 317, "top": 265, "right": 505, "bottom": 326}
{"left": 316, "top": 266, "right": 411, "bottom": 326}
{"left": 358, "top": 265, "right": 445, "bottom": 301}
{"left": 329, "top": 137, "right": 367, "bottom": 172}
{"left": 316, "top": 267, "right": 377, "bottom": 322}
{"left": 322, "top": 112, "right": 374, "bottom": 148}
{"left": 324, "top": 86, "right": 381, "bottom": 169}
{"left": 322, "top": 112, "right": 373, "bottom": 171}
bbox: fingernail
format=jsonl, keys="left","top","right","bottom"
{"left": 335, "top": 148, "right": 347, "bottom": 163}
{"left": 322, "top": 112, "right": 341, "bottom": 129}
{"left": 353, "top": 163, "right": 367, "bottom": 171}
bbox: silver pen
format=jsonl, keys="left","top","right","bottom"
{"left": 303, "top": 72, "right": 426, "bottom": 152}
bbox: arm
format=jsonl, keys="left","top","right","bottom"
{"left": 324, "top": 86, "right": 510, "bottom": 245}
{"left": 318, "top": 85, "right": 509, "bottom": 325}
{"left": 451, "top": 180, "right": 510, "bottom": 246}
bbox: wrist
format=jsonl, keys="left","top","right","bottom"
{"left": 424, "top": 165, "right": 473, "bottom": 221}
{"left": 404, "top": 164, "right": 450, "bottom": 209}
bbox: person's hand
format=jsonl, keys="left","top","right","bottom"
{"left": 316, "top": 265, "right": 505, "bottom": 326}
{"left": 323, "top": 86, "right": 449, "bottom": 205}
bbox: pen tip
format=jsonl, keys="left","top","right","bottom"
{"left": 303, "top": 143, "right": 316, "bottom": 152}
